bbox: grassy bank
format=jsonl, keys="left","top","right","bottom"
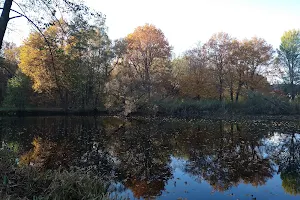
{"left": 1, "top": 93, "right": 300, "bottom": 118}
{"left": 149, "top": 93, "right": 300, "bottom": 117}
{"left": 0, "top": 149, "right": 115, "bottom": 200}
{"left": 0, "top": 107, "right": 109, "bottom": 116}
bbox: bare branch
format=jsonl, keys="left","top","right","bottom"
{"left": 36, "top": 0, "right": 67, "bottom": 35}
{"left": 8, "top": 15, "right": 22, "bottom": 20}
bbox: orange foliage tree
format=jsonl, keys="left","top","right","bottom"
{"left": 125, "top": 24, "right": 172, "bottom": 100}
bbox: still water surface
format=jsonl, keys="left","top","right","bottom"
{"left": 1, "top": 116, "right": 300, "bottom": 200}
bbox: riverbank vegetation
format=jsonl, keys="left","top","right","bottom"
{"left": 0, "top": 148, "right": 113, "bottom": 200}
{"left": 1, "top": 1, "right": 300, "bottom": 116}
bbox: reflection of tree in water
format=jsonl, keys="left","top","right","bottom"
{"left": 183, "top": 121, "right": 275, "bottom": 192}
{"left": 15, "top": 118, "right": 175, "bottom": 199}
{"left": 124, "top": 179, "right": 165, "bottom": 199}
{"left": 267, "top": 132, "right": 300, "bottom": 195}
{"left": 4, "top": 117, "right": 300, "bottom": 197}
{"left": 19, "top": 137, "right": 75, "bottom": 169}
{"left": 14, "top": 117, "right": 119, "bottom": 181}
{"left": 281, "top": 168, "right": 300, "bottom": 195}
{"left": 110, "top": 121, "right": 173, "bottom": 199}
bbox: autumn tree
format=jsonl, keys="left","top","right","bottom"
{"left": 19, "top": 22, "right": 70, "bottom": 106}
{"left": 178, "top": 34, "right": 272, "bottom": 103}
{"left": 106, "top": 24, "right": 172, "bottom": 115}
{"left": 228, "top": 37, "right": 273, "bottom": 102}
{"left": 277, "top": 29, "right": 300, "bottom": 100}
{"left": 176, "top": 45, "right": 217, "bottom": 99}
{"left": 18, "top": 13, "right": 112, "bottom": 109}
{"left": 125, "top": 24, "right": 171, "bottom": 100}
{"left": 242, "top": 37, "right": 273, "bottom": 91}
{"left": 204, "top": 32, "right": 233, "bottom": 101}
{"left": 224, "top": 39, "right": 240, "bottom": 102}
{"left": 231, "top": 40, "right": 248, "bottom": 102}
{"left": 170, "top": 57, "right": 189, "bottom": 97}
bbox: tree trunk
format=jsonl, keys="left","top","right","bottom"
{"left": 229, "top": 79, "right": 234, "bottom": 102}
{"left": 0, "top": 0, "right": 13, "bottom": 50}
{"left": 230, "top": 87, "right": 234, "bottom": 102}
{"left": 145, "top": 65, "right": 151, "bottom": 100}
{"left": 235, "top": 91, "right": 240, "bottom": 103}
{"left": 235, "top": 81, "right": 243, "bottom": 102}
{"left": 219, "top": 78, "right": 223, "bottom": 101}
{"left": 62, "top": 89, "right": 69, "bottom": 112}
{"left": 291, "top": 81, "right": 295, "bottom": 100}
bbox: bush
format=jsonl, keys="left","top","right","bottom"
{"left": 240, "top": 92, "right": 298, "bottom": 115}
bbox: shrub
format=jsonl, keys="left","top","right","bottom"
{"left": 240, "top": 92, "right": 296, "bottom": 115}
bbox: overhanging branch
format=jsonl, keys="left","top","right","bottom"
{"left": 0, "top": 7, "right": 63, "bottom": 98}
{"left": 9, "top": 15, "right": 22, "bottom": 20}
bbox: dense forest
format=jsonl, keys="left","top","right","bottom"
{"left": 1, "top": 0, "right": 300, "bottom": 116}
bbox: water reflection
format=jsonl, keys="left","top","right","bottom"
{"left": 1, "top": 117, "right": 300, "bottom": 199}
{"left": 183, "top": 122, "right": 275, "bottom": 192}
{"left": 265, "top": 132, "right": 300, "bottom": 195}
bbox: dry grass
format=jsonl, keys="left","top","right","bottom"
{"left": 0, "top": 149, "right": 115, "bottom": 200}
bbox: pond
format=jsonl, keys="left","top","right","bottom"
{"left": 1, "top": 116, "right": 300, "bottom": 200}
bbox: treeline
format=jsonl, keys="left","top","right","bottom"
{"left": 0, "top": 4, "right": 300, "bottom": 116}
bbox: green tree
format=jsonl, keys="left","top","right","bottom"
{"left": 2, "top": 70, "right": 32, "bottom": 109}
{"left": 0, "top": 42, "right": 18, "bottom": 103}
{"left": 277, "top": 30, "right": 300, "bottom": 100}
{"left": 66, "top": 16, "right": 113, "bottom": 109}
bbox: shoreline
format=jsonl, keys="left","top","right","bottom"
{"left": 0, "top": 108, "right": 300, "bottom": 121}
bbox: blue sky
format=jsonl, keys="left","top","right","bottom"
{"left": 3, "top": 0, "right": 300, "bottom": 55}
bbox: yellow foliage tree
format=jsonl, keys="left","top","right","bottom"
{"left": 19, "top": 23, "right": 71, "bottom": 98}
